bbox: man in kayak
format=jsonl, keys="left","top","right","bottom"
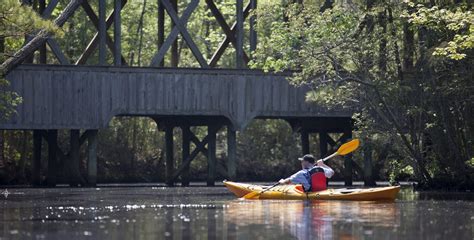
{"left": 278, "top": 154, "right": 334, "bottom": 192}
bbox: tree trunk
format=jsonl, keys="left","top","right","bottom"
{"left": 0, "top": 37, "right": 4, "bottom": 58}
{"left": 137, "top": 0, "right": 147, "bottom": 66}
{"left": 378, "top": 9, "right": 387, "bottom": 73}
{"left": 0, "top": 0, "right": 83, "bottom": 75}
{"left": 402, "top": 21, "right": 414, "bottom": 71}
{"left": 387, "top": 6, "right": 403, "bottom": 81}
{"left": 131, "top": 119, "right": 137, "bottom": 175}
{"left": 0, "top": 130, "right": 4, "bottom": 169}
{"left": 319, "top": 0, "right": 333, "bottom": 12}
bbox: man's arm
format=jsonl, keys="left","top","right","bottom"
{"left": 279, "top": 170, "right": 303, "bottom": 184}
{"left": 317, "top": 160, "right": 335, "bottom": 178}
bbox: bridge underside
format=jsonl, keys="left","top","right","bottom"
{"left": 1, "top": 65, "right": 355, "bottom": 187}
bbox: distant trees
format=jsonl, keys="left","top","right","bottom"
{"left": 0, "top": 0, "right": 60, "bottom": 120}
{"left": 0, "top": 0, "right": 63, "bottom": 177}
{"left": 1, "top": 0, "right": 471, "bottom": 189}
{"left": 251, "top": 0, "right": 473, "bottom": 189}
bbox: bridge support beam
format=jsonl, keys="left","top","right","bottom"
{"left": 181, "top": 126, "right": 191, "bottom": 186}
{"left": 87, "top": 130, "right": 98, "bottom": 186}
{"left": 69, "top": 130, "right": 82, "bottom": 186}
{"left": 319, "top": 131, "right": 328, "bottom": 158}
{"left": 207, "top": 125, "right": 218, "bottom": 186}
{"left": 156, "top": 117, "right": 228, "bottom": 186}
{"left": 33, "top": 130, "right": 42, "bottom": 186}
{"left": 47, "top": 130, "right": 58, "bottom": 187}
{"left": 301, "top": 130, "right": 310, "bottom": 155}
{"left": 227, "top": 127, "right": 236, "bottom": 180}
{"left": 343, "top": 130, "right": 353, "bottom": 186}
{"left": 363, "top": 142, "right": 376, "bottom": 186}
{"left": 165, "top": 126, "right": 174, "bottom": 186}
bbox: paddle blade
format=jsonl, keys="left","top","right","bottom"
{"left": 336, "top": 139, "right": 360, "bottom": 155}
{"left": 242, "top": 191, "right": 260, "bottom": 199}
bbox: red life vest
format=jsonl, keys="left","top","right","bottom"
{"left": 309, "top": 167, "right": 327, "bottom": 192}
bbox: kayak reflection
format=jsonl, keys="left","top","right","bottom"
{"left": 224, "top": 200, "right": 400, "bottom": 240}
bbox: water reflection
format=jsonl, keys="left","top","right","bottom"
{"left": 0, "top": 186, "right": 473, "bottom": 240}
{"left": 224, "top": 200, "right": 400, "bottom": 240}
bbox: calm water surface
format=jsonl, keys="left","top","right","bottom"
{"left": 0, "top": 185, "right": 473, "bottom": 240}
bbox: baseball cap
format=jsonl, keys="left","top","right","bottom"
{"left": 298, "top": 154, "right": 315, "bottom": 163}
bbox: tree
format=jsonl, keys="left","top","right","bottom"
{"left": 251, "top": 1, "right": 473, "bottom": 189}
{"left": 0, "top": 0, "right": 68, "bottom": 119}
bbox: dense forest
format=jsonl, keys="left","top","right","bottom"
{"left": 0, "top": 0, "right": 472, "bottom": 190}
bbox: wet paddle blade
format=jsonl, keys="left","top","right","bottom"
{"left": 336, "top": 139, "right": 360, "bottom": 155}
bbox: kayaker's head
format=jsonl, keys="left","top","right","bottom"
{"left": 298, "top": 154, "right": 315, "bottom": 169}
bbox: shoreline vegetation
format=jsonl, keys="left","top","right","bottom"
{"left": 1, "top": 1, "right": 472, "bottom": 191}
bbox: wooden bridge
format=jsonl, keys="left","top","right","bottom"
{"left": 1, "top": 0, "right": 356, "bottom": 187}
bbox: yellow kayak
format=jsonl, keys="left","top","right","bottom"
{"left": 224, "top": 181, "right": 400, "bottom": 201}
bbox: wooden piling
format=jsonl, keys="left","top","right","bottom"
{"left": 343, "top": 131, "right": 353, "bottom": 186}
{"left": 33, "top": 130, "right": 42, "bottom": 186}
{"left": 363, "top": 143, "right": 376, "bottom": 186}
{"left": 301, "top": 130, "right": 309, "bottom": 155}
{"left": 165, "top": 126, "right": 174, "bottom": 186}
{"left": 87, "top": 130, "right": 98, "bottom": 186}
{"left": 47, "top": 130, "right": 57, "bottom": 187}
{"left": 207, "top": 125, "right": 217, "bottom": 186}
{"left": 319, "top": 132, "right": 328, "bottom": 158}
{"left": 181, "top": 126, "right": 191, "bottom": 186}
{"left": 227, "top": 127, "right": 236, "bottom": 180}
{"left": 69, "top": 129, "right": 81, "bottom": 186}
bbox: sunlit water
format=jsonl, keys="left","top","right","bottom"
{"left": 0, "top": 185, "right": 473, "bottom": 239}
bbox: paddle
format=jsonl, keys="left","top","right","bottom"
{"left": 241, "top": 182, "right": 281, "bottom": 200}
{"left": 242, "top": 139, "right": 360, "bottom": 200}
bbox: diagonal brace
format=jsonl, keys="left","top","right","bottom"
{"left": 171, "top": 134, "right": 210, "bottom": 182}
{"left": 208, "top": 1, "right": 251, "bottom": 67}
{"left": 159, "top": 0, "right": 209, "bottom": 68}
{"left": 150, "top": 0, "right": 198, "bottom": 67}
{"left": 76, "top": 0, "right": 128, "bottom": 65}
{"left": 205, "top": 0, "right": 249, "bottom": 65}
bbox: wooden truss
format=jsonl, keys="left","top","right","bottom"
{"left": 24, "top": 0, "right": 256, "bottom": 68}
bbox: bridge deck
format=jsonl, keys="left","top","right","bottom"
{"left": 2, "top": 65, "right": 351, "bottom": 130}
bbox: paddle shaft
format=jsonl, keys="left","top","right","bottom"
{"left": 242, "top": 182, "right": 281, "bottom": 199}
{"left": 260, "top": 182, "right": 280, "bottom": 194}
{"left": 322, "top": 152, "right": 338, "bottom": 162}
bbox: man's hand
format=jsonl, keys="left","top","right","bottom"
{"left": 317, "top": 159, "right": 324, "bottom": 166}
{"left": 279, "top": 178, "right": 289, "bottom": 184}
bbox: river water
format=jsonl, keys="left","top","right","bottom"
{"left": 0, "top": 185, "right": 473, "bottom": 240}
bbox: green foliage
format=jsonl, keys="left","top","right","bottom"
{"left": 251, "top": 1, "right": 474, "bottom": 189}
{"left": 0, "top": 0, "right": 60, "bottom": 40}
{"left": 1, "top": 1, "right": 472, "bottom": 188}
{"left": 238, "top": 119, "right": 301, "bottom": 181}
{"left": 0, "top": 78, "right": 22, "bottom": 120}
{"left": 405, "top": 1, "right": 474, "bottom": 60}
{"left": 0, "top": 0, "right": 60, "bottom": 121}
